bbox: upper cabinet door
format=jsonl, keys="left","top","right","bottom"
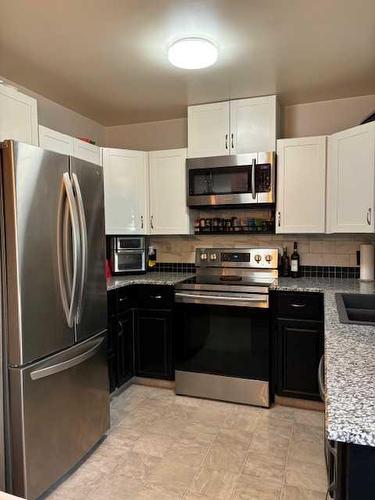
{"left": 102, "top": 148, "right": 148, "bottom": 235}
{"left": 39, "top": 125, "right": 73, "bottom": 155}
{"left": 230, "top": 96, "right": 277, "bottom": 154}
{"left": 327, "top": 122, "right": 375, "bottom": 233}
{"left": 276, "top": 136, "right": 327, "bottom": 234}
{"left": 149, "top": 148, "right": 190, "bottom": 235}
{"left": 188, "top": 101, "right": 230, "bottom": 158}
{"left": 73, "top": 138, "right": 102, "bottom": 165}
{"left": 0, "top": 85, "right": 38, "bottom": 145}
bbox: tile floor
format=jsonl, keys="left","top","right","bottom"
{"left": 46, "top": 385, "right": 327, "bottom": 500}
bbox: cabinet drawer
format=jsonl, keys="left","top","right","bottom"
{"left": 135, "top": 285, "right": 174, "bottom": 309}
{"left": 117, "top": 287, "right": 134, "bottom": 313}
{"left": 275, "top": 292, "right": 323, "bottom": 320}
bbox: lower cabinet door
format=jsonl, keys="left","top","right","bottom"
{"left": 276, "top": 318, "right": 323, "bottom": 400}
{"left": 135, "top": 309, "right": 173, "bottom": 380}
{"left": 117, "top": 310, "right": 134, "bottom": 386}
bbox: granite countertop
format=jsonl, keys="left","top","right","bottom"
{"left": 107, "top": 272, "right": 194, "bottom": 291}
{"left": 272, "top": 277, "right": 375, "bottom": 447}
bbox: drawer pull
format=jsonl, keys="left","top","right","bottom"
{"left": 290, "top": 303, "right": 306, "bottom": 308}
{"left": 119, "top": 297, "right": 128, "bottom": 302}
{"left": 150, "top": 295, "right": 163, "bottom": 300}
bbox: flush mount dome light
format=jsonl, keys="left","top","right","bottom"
{"left": 168, "top": 37, "right": 218, "bottom": 69}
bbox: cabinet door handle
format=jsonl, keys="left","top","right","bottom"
{"left": 225, "top": 134, "right": 228, "bottom": 150}
{"left": 151, "top": 215, "right": 154, "bottom": 229}
{"left": 231, "top": 133, "right": 234, "bottom": 149}
{"left": 290, "top": 303, "right": 306, "bottom": 308}
{"left": 150, "top": 295, "right": 162, "bottom": 300}
{"left": 141, "top": 215, "right": 144, "bottom": 229}
{"left": 277, "top": 211, "right": 281, "bottom": 227}
{"left": 119, "top": 297, "right": 128, "bottom": 303}
{"left": 367, "top": 208, "right": 372, "bottom": 226}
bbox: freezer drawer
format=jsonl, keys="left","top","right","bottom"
{"left": 8, "top": 334, "right": 109, "bottom": 499}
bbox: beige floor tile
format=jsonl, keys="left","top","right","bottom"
{"left": 203, "top": 440, "right": 248, "bottom": 473}
{"left": 116, "top": 450, "right": 161, "bottom": 480}
{"left": 184, "top": 421, "right": 220, "bottom": 437}
{"left": 286, "top": 458, "right": 327, "bottom": 493}
{"left": 191, "top": 404, "right": 232, "bottom": 427}
{"left": 146, "top": 459, "right": 198, "bottom": 495}
{"left": 133, "top": 483, "right": 183, "bottom": 500}
{"left": 256, "top": 418, "right": 294, "bottom": 439}
{"left": 88, "top": 472, "right": 144, "bottom": 500}
{"left": 248, "top": 429, "right": 290, "bottom": 460}
{"left": 288, "top": 436, "right": 325, "bottom": 467}
{"left": 190, "top": 467, "right": 239, "bottom": 500}
{"left": 164, "top": 430, "right": 213, "bottom": 466}
{"left": 232, "top": 474, "right": 281, "bottom": 500}
{"left": 260, "top": 404, "right": 297, "bottom": 424}
{"left": 293, "top": 409, "right": 324, "bottom": 428}
{"left": 242, "top": 451, "right": 286, "bottom": 486}
{"left": 293, "top": 423, "right": 324, "bottom": 444}
{"left": 131, "top": 432, "right": 175, "bottom": 457}
{"left": 280, "top": 485, "right": 327, "bottom": 500}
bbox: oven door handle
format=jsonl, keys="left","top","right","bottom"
{"left": 175, "top": 292, "right": 268, "bottom": 305}
{"left": 251, "top": 158, "right": 257, "bottom": 200}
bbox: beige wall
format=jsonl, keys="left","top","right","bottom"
{"left": 105, "top": 118, "right": 187, "bottom": 150}
{"left": 283, "top": 94, "right": 375, "bottom": 138}
{"left": 105, "top": 94, "right": 375, "bottom": 150}
{"left": 1, "top": 77, "right": 105, "bottom": 144}
{"left": 150, "top": 234, "right": 374, "bottom": 267}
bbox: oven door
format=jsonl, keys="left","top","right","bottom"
{"left": 174, "top": 299, "right": 270, "bottom": 407}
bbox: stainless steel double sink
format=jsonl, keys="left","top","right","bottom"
{"left": 336, "top": 293, "right": 375, "bottom": 325}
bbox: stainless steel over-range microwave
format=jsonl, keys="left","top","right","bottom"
{"left": 187, "top": 152, "right": 275, "bottom": 207}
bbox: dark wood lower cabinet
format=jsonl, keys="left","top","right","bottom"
{"left": 117, "top": 310, "right": 134, "bottom": 387}
{"left": 134, "top": 309, "right": 173, "bottom": 380}
{"left": 276, "top": 318, "right": 323, "bottom": 400}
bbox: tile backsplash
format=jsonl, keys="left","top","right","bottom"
{"left": 149, "top": 234, "right": 375, "bottom": 268}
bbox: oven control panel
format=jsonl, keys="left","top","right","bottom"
{"left": 196, "top": 248, "right": 279, "bottom": 269}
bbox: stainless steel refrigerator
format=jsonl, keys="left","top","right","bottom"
{"left": 0, "top": 140, "right": 109, "bottom": 499}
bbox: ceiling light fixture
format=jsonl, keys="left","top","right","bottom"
{"left": 168, "top": 37, "right": 218, "bottom": 69}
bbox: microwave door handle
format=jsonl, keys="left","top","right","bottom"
{"left": 251, "top": 158, "right": 256, "bottom": 200}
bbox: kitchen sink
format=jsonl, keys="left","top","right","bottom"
{"left": 336, "top": 293, "right": 375, "bottom": 325}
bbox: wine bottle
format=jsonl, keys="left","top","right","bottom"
{"left": 290, "top": 242, "right": 300, "bottom": 278}
{"left": 281, "top": 246, "right": 290, "bottom": 277}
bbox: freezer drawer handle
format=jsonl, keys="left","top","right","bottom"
{"left": 72, "top": 173, "right": 88, "bottom": 323}
{"left": 30, "top": 337, "right": 104, "bottom": 381}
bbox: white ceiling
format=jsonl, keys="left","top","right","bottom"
{"left": 1, "top": 0, "right": 374, "bottom": 125}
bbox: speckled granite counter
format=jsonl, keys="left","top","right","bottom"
{"left": 107, "top": 272, "right": 194, "bottom": 291}
{"left": 272, "top": 277, "right": 375, "bottom": 447}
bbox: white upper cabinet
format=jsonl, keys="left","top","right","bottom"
{"left": 39, "top": 125, "right": 73, "bottom": 155}
{"left": 187, "top": 96, "right": 277, "bottom": 158}
{"left": 73, "top": 138, "right": 102, "bottom": 165}
{"left": 276, "top": 136, "right": 327, "bottom": 234}
{"left": 327, "top": 122, "right": 375, "bottom": 233}
{"left": 149, "top": 148, "right": 190, "bottom": 235}
{"left": 0, "top": 85, "right": 38, "bottom": 145}
{"left": 102, "top": 148, "right": 148, "bottom": 235}
{"left": 188, "top": 101, "right": 230, "bottom": 158}
{"left": 39, "top": 126, "right": 102, "bottom": 165}
{"left": 230, "top": 96, "right": 277, "bottom": 154}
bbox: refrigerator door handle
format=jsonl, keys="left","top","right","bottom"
{"left": 72, "top": 173, "right": 88, "bottom": 324}
{"left": 57, "top": 173, "right": 81, "bottom": 328}
{"left": 30, "top": 337, "right": 104, "bottom": 381}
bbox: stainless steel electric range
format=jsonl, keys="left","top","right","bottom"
{"left": 174, "top": 247, "right": 279, "bottom": 408}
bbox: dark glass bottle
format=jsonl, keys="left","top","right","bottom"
{"left": 290, "top": 242, "right": 300, "bottom": 278}
{"left": 281, "top": 246, "right": 290, "bottom": 277}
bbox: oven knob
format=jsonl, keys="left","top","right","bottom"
{"left": 254, "top": 254, "right": 262, "bottom": 263}
{"left": 200, "top": 252, "right": 208, "bottom": 261}
{"left": 210, "top": 253, "right": 217, "bottom": 261}
{"left": 265, "top": 254, "right": 273, "bottom": 263}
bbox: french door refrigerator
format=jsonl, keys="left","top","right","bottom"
{"left": 0, "top": 140, "right": 109, "bottom": 499}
